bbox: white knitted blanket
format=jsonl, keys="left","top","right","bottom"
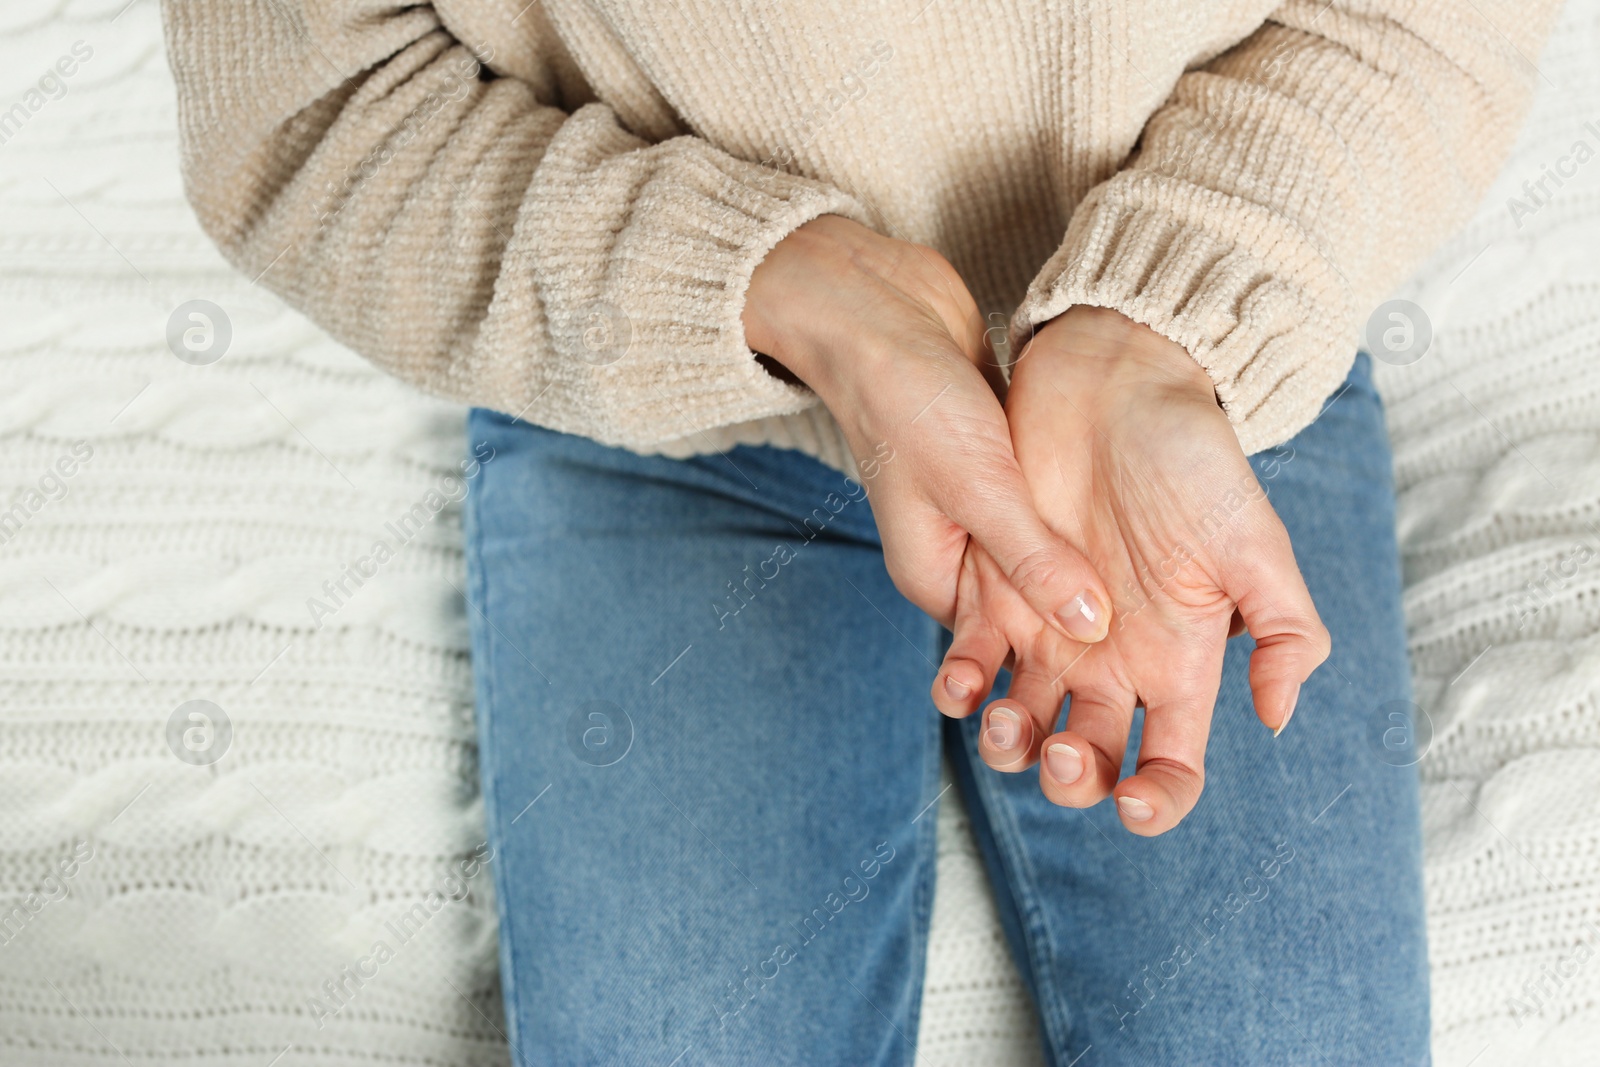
{"left": 1, "top": 2, "right": 1596, "bottom": 1064}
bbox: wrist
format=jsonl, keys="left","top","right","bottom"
{"left": 742, "top": 214, "right": 877, "bottom": 395}
{"left": 1015, "top": 306, "right": 1216, "bottom": 404}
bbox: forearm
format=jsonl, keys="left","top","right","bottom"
{"left": 164, "top": 0, "right": 871, "bottom": 447}
{"left": 1012, "top": 0, "right": 1561, "bottom": 455}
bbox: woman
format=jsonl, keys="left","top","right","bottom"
{"left": 162, "top": 1, "right": 1555, "bottom": 1062}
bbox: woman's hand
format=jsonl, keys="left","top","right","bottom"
{"left": 743, "top": 216, "right": 1112, "bottom": 639}
{"left": 931, "top": 306, "right": 1331, "bottom": 835}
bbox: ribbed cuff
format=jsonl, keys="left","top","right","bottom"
{"left": 528, "top": 106, "right": 877, "bottom": 450}
{"left": 1008, "top": 173, "right": 1358, "bottom": 455}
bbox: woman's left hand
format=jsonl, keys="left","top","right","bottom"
{"left": 930, "top": 306, "right": 1331, "bottom": 835}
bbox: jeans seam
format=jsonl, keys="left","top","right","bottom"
{"left": 464, "top": 424, "right": 522, "bottom": 1065}
{"left": 901, "top": 623, "right": 945, "bottom": 1067}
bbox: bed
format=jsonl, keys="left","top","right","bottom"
{"left": 2, "top": 1, "right": 1597, "bottom": 1062}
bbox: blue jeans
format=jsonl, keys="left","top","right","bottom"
{"left": 464, "top": 353, "right": 1429, "bottom": 1066}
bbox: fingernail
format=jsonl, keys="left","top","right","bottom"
{"left": 1116, "top": 795, "right": 1154, "bottom": 822}
{"left": 985, "top": 707, "right": 1021, "bottom": 751}
{"left": 944, "top": 674, "right": 972, "bottom": 701}
{"left": 1273, "top": 684, "right": 1301, "bottom": 739}
{"left": 1045, "top": 743, "right": 1083, "bottom": 785}
{"left": 1055, "top": 593, "right": 1105, "bottom": 642}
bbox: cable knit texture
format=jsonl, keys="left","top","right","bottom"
{"left": 1, "top": 7, "right": 504, "bottom": 1063}
{"left": 159, "top": 0, "right": 1556, "bottom": 465}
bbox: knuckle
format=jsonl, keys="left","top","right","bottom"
{"left": 1303, "top": 618, "right": 1333, "bottom": 662}
{"left": 1139, "top": 756, "right": 1206, "bottom": 800}
{"left": 1255, "top": 607, "right": 1332, "bottom": 665}
{"left": 1006, "top": 548, "right": 1067, "bottom": 603}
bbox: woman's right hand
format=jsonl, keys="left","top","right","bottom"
{"left": 742, "top": 215, "right": 1112, "bottom": 645}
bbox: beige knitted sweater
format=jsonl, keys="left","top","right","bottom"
{"left": 160, "top": 0, "right": 1556, "bottom": 470}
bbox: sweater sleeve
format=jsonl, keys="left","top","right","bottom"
{"left": 159, "top": 0, "right": 872, "bottom": 448}
{"left": 1010, "top": 0, "right": 1560, "bottom": 455}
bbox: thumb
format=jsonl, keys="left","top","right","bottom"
{"left": 941, "top": 466, "right": 1112, "bottom": 644}
{"left": 1224, "top": 514, "right": 1331, "bottom": 736}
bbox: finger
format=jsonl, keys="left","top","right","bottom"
{"left": 1009, "top": 660, "right": 1068, "bottom": 745}
{"left": 934, "top": 623, "right": 1007, "bottom": 719}
{"left": 1041, "top": 686, "right": 1135, "bottom": 807}
{"left": 977, "top": 697, "right": 1036, "bottom": 772}
{"left": 977, "top": 661, "right": 1064, "bottom": 772}
{"left": 933, "top": 552, "right": 1009, "bottom": 719}
{"left": 1114, "top": 640, "right": 1225, "bottom": 836}
{"left": 939, "top": 461, "right": 1113, "bottom": 645}
{"left": 1223, "top": 515, "right": 1332, "bottom": 737}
